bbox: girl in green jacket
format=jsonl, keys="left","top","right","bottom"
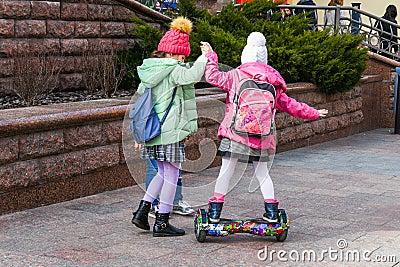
{"left": 132, "top": 17, "right": 209, "bottom": 237}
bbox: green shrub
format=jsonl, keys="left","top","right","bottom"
{"left": 123, "top": 0, "right": 368, "bottom": 94}
{"left": 307, "top": 32, "right": 369, "bottom": 93}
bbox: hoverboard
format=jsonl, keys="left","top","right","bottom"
{"left": 194, "top": 208, "right": 289, "bottom": 242}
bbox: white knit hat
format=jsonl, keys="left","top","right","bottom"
{"left": 241, "top": 32, "right": 268, "bottom": 64}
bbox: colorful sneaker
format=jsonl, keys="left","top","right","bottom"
{"left": 148, "top": 204, "right": 159, "bottom": 219}
{"left": 172, "top": 200, "right": 195, "bottom": 216}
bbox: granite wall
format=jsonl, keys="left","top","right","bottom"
{"left": 0, "top": 75, "right": 388, "bottom": 215}
{"left": 0, "top": 0, "right": 164, "bottom": 95}
{"left": 364, "top": 53, "right": 400, "bottom": 128}
{"left": 0, "top": 100, "right": 138, "bottom": 214}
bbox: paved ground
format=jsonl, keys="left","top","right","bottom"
{"left": 1, "top": 128, "right": 400, "bottom": 267}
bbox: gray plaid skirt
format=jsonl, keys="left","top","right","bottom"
{"left": 217, "top": 138, "right": 271, "bottom": 163}
{"left": 141, "top": 142, "right": 186, "bottom": 163}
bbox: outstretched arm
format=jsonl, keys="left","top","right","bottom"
{"left": 201, "top": 42, "right": 235, "bottom": 92}
{"left": 169, "top": 41, "right": 216, "bottom": 86}
{"left": 276, "top": 91, "right": 328, "bottom": 120}
{"left": 171, "top": 54, "right": 208, "bottom": 86}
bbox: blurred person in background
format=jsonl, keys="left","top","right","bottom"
{"left": 375, "top": 5, "right": 398, "bottom": 59}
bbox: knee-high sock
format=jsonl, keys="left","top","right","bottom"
{"left": 158, "top": 162, "right": 180, "bottom": 213}
{"left": 252, "top": 161, "right": 275, "bottom": 200}
{"left": 143, "top": 161, "right": 165, "bottom": 203}
{"left": 211, "top": 157, "right": 238, "bottom": 202}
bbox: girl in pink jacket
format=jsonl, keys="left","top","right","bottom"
{"left": 201, "top": 32, "right": 328, "bottom": 223}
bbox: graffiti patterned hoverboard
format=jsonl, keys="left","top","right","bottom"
{"left": 194, "top": 208, "right": 289, "bottom": 243}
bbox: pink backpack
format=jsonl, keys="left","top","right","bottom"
{"left": 231, "top": 78, "right": 276, "bottom": 137}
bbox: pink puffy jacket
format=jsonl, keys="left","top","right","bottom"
{"left": 204, "top": 51, "right": 320, "bottom": 151}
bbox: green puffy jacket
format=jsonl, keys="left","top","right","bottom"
{"left": 137, "top": 55, "right": 208, "bottom": 146}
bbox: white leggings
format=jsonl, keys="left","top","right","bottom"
{"left": 214, "top": 156, "right": 274, "bottom": 200}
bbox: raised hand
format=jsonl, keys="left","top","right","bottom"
{"left": 200, "top": 41, "right": 213, "bottom": 55}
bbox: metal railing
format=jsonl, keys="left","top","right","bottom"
{"left": 116, "top": 0, "right": 170, "bottom": 22}
{"left": 278, "top": 5, "right": 400, "bottom": 61}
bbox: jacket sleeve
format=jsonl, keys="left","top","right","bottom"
{"left": 204, "top": 51, "right": 234, "bottom": 92}
{"left": 170, "top": 55, "right": 208, "bottom": 86}
{"left": 275, "top": 90, "right": 320, "bottom": 120}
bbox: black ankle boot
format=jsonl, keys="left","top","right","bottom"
{"left": 208, "top": 202, "right": 223, "bottom": 223}
{"left": 263, "top": 202, "right": 279, "bottom": 223}
{"left": 132, "top": 200, "right": 151, "bottom": 230}
{"left": 153, "top": 212, "right": 185, "bottom": 237}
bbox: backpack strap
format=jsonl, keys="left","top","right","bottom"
{"left": 160, "top": 86, "right": 177, "bottom": 125}
{"left": 231, "top": 70, "right": 247, "bottom": 104}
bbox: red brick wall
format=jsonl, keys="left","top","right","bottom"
{"left": 0, "top": 101, "right": 144, "bottom": 214}
{"left": 364, "top": 54, "right": 400, "bottom": 128}
{"left": 0, "top": 0, "right": 158, "bottom": 95}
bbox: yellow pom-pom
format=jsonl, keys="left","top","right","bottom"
{"left": 170, "top": 16, "right": 192, "bottom": 35}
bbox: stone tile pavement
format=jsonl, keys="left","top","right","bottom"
{"left": 1, "top": 129, "right": 400, "bottom": 267}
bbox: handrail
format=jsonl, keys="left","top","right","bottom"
{"left": 278, "top": 5, "right": 400, "bottom": 61}
{"left": 113, "top": 0, "right": 171, "bottom": 23}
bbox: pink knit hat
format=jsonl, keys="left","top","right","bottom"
{"left": 158, "top": 17, "right": 192, "bottom": 57}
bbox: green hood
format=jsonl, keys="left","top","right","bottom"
{"left": 137, "top": 58, "right": 178, "bottom": 94}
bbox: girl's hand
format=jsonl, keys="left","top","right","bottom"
{"left": 200, "top": 41, "right": 213, "bottom": 55}
{"left": 318, "top": 109, "right": 328, "bottom": 117}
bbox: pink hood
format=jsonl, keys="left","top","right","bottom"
{"left": 204, "top": 51, "right": 319, "bottom": 151}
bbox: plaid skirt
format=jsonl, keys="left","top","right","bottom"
{"left": 217, "top": 138, "right": 271, "bottom": 163}
{"left": 141, "top": 142, "right": 186, "bottom": 163}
